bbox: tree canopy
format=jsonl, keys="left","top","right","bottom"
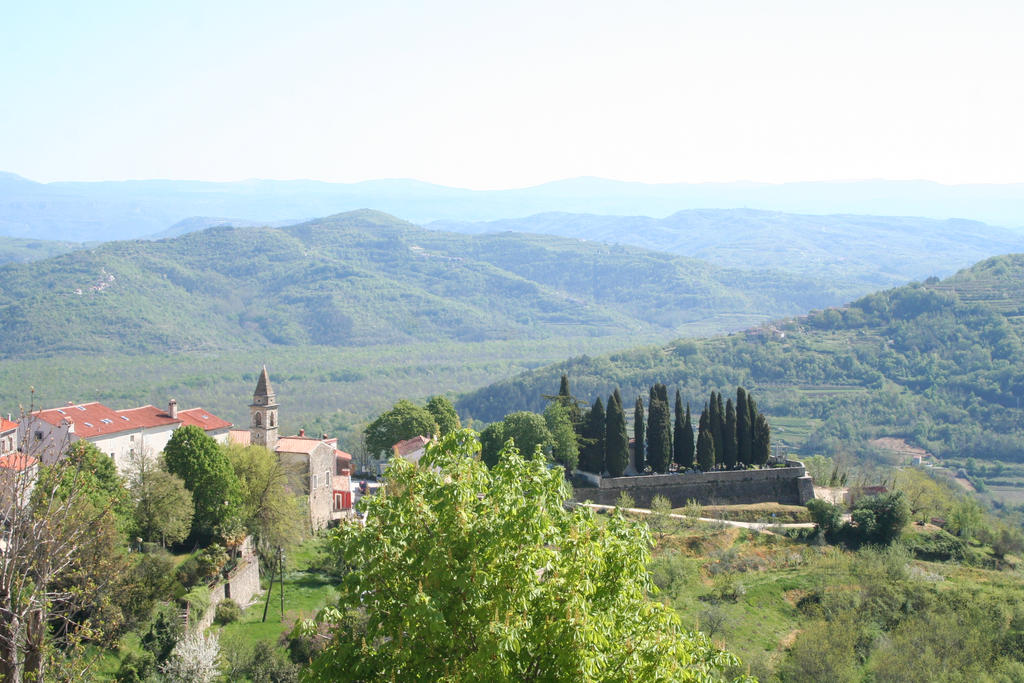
{"left": 163, "top": 425, "right": 241, "bottom": 542}
{"left": 364, "top": 399, "right": 438, "bottom": 459}
{"left": 306, "top": 430, "right": 743, "bottom": 681}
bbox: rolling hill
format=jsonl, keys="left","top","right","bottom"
{"left": 0, "top": 209, "right": 853, "bottom": 437}
{"left": 0, "top": 210, "right": 849, "bottom": 359}
{"left": 430, "top": 209, "right": 1024, "bottom": 288}
{"left": 458, "top": 254, "right": 1024, "bottom": 463}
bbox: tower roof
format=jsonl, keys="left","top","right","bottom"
{"left": 254, "top": 365, "right": 275, "bottom": 399}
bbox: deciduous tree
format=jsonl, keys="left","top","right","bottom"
{"left": 305, "top": 430, "right": 742, "bottom": 681}
{"left": 425, "top": 396, "right": 461, "bottom": 437}
{"left": 364, "top": 399, "right": 438, "bottom": 459}
{"left": 163, "top": 425, "right": 241, "bottom": 542}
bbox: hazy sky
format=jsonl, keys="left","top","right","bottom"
{"left": 2, "top": 1, "right": 1022, "bottom": 189}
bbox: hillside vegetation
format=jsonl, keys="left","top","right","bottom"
{"left": 432, "top": 209, "right": 1024, "bottom": 290}
{"left": 460, "top": 254, "right": 1024, "bottom": 462}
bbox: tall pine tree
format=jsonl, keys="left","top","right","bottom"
{"left": 736, "top": 387, "right": 751, "bottom": 467}
{"left": 673, "top": 390, "right": 686, "bottom": 469}
{"left": 696, "top": 403, "right": 715, "bottom": 471}
{"left": 647, "top": 385, "right": 671, "bottom": 474}
{"left": 633, "top": 397, "right": 646, "bottom": 473}
{"left": 723, "top": 398, "right": 738, "bottom": 469}
{"left": 605, "top": 390, "right": 629, "bottom": 477}
{"left": 682, "top": 403, "right": 695, "bottom": 470}
{"left": 580, "top": 398, "right": 606, "bottom": 474}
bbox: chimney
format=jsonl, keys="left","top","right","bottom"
{"left": 168, "top": 399, "right": 178, "bottom": 419}
{"left": 299, "top": 428, "right": 305, "bottom": 437}
{"left": 322, "top": 433, "right": 328, "bottom": 440}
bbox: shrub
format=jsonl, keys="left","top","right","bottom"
{"left": 114, "top": 650, "right": 157, "bottom": 683}
{"left": 214, "top": 598, "right": 242, "bottom": 625}
{"left": 182, "top": 585, "right": 211, "bottom": 620}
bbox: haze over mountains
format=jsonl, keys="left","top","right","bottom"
{"left": 4, "top": 171, "right": 1024, "bottom": 243}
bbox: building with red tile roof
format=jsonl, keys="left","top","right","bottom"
{"left": 392, "top": 435, "right": 432, "bottom": 466}
{"left": 20, "top": 399, "right": 231, "bottom": 472}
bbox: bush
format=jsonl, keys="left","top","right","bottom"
{"left": 114, "top": 650, "right": 157, "bottom": 683}
{"left": 214, "top": 598, "right": 242, "bottom": 625}
{"left": 141, "top": 602, "right": 184, "bottom": 663}
{"left": 807, "top": 498, "right": 843, "bottom": 538}
{"left": 900, "top": 529, "right": 968, "bottom": 562}
{"left": 182, "top": 586, "right": 211, "bottom": 620}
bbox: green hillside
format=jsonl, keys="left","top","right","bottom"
{"left": 459, "top": 254, "right": 1024, "bottom": 462}
{"left": 0, "top": 209, "right": 847, "bottom": 359}
{"left": 431, "top": 209, "right": 1024, "bottom": 291}
{"left": 0, "top": 210, "right": 856, "bottom": 441}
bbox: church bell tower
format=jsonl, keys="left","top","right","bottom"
{"left": 250, "top": 366, "right": 279, "bottom": 450}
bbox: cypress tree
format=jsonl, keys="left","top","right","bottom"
{"left": 673, "top": 390, "right": 686, "bottom": 469}
{"left": 723, "top": 398, "right": 738, "bottom": 469}
{"left": 709, "top": 391, "right": 723, "bottom": 470}
{"left": 647, "top": 385, "right": 671, "bottom": 474}
{"left": 605, "top": 390, "right": 629, "bottom": 477}
{"left": 633, "top": 396, "right": 646, "bottom": 473}
{"left": 753, "top": 413, "right": 771, "bottom": 467}
{"left": 696, "top": 403, "right": 715, "bottom": 471}
{"left": 682, "top": 403, "right": 695, "bottom": 470}
{"left": 736, "top": 387, "right": 751, "bottom": 467}
{"left": 584, "top": 397, "right": 607, "bottom": 474}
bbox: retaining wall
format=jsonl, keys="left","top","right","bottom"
{"left": 190, "top": 537, "right": 262, "bottom": 632}
{"left": 575, "top": 461, "right": 815, "bottom": 508}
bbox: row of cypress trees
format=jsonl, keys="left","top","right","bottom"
{"left": 558, "top": 374, "right": 771, "bottom": 476}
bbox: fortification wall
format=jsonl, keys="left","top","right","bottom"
{"left": 575, "top": 461, "right": 815, "bottom": 508}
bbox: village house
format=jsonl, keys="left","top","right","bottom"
{"left": 230, "top": 367, "right": 353, "bottom": 530}
{"left": 19, "top": 399, "right": 231, "bottom": 472}
{"left": 392, "top": 435, "right": 432, "bottom": 466}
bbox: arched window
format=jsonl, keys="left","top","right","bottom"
{"left": 269, "top": 413, "right": 275, "bottom": 427}
{"left": 254, "top": 413, "right": 262, "bottom": 427}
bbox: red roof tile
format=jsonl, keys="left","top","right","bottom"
{"left": 32, "top": 401, "right": 231, "bottom": 439}
{"left": 0, "top": 453, "right": 38, "bottom": 472}
{"left": 178, "top": 407, "right": 232, "bottom": 431}
{"left": 0, "top": 418, "right": 17, "bottom": 433}
{"left": 393, "top": 435, "right": 431, "bottom": 457}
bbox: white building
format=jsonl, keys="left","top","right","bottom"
{"left": 20, "top": 399, "right": 231, "bottom": 472}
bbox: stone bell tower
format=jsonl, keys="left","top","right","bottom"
{"left": 249, "top": 366, "right": 278, "bottom": 450}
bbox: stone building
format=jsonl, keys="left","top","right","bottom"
{"left": 232, "top": 367, "right": 352, "bottom": 530}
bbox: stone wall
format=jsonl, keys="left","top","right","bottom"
{"left": 191, "top": 537, "right": 262, "bottom": 632}
{"left": 575, "top": 461, "right": 815, "bottom": 508}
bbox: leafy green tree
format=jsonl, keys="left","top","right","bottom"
{"left": 127, "top": 450, "right": 194, "bottom": 547}
{"left": 500, "top": 411, "right": 552, "bottom": 461}
{"left": 225, "top": 444, "right": 307, "bottom": 557}
{"left": 479, "top": 422, "right": 506, "bottom": 469}
{"left": 947, "top": 497, "right": 985, "bottom": 540}
{"left": 605, "top": 389, "right": 629, "bottom": 477}
{"left": 807, "top": 499, "right": 843, "bottom": 540}
{"left": 305, "top": 430, "right": 743, "bottom": 681}
{"left": 634, "top": 396, "right": 646, "bottom": 473}
{"left": 547, "top": 373, "right": 583, "bottom": 432}
{"left": 647, "top": 385, "right": 671, "bottom": 474}
{"left": 37, "top": 440, "right": 133, "bottom": 532}
{"left": 425, "top": 396, "right": 461, "bottom": 437}
{"left": 163, "top": 425, "right": 242, "bottom": 542}
{"left": 364, "top": 399, "right": 438, "bottom": 459}
{"left": 580, "top": 397, "right": 606, "bottom": 474}
{"left": 543, "top": 402, "right": 579, "bottom": 471}
{"left": 696, "top": 404, "right": 716, "bottom": 471}
{"left": 850, "top": 492, "right": 909, "bottom": 545}
{"left": 736, "top": 387, "right": 751, "bottom": 467}
{"left": 723, "top": 398, "right": 738, "bottom": 469}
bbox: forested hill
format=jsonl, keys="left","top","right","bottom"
{"left": 458, "top": 254, "right": 1024, "bottom": 462}
{"left": 430, "top": 209, "right": 1024, "bottom": 288}
{"left": 0, "top": 210, "right": 848, "bottom": 359}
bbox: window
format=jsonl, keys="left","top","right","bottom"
{"left": 34, "top": 431, "right": 43, "bottom": 441}
{"left": 269, "top": 413, "right": 275, "bottom": 427}
{"left": 100, "top": 418, "right": 113, "bottom": 424}
{"left": 325, "top": 470, "right": 331, "bottom": 487}
{"left": 312, "top": 473, "right": 319, "bottom": 489}
{"left": 254, "top": 413, "right": 262, "bottom": 427}
{"left": 130, "top": 434, "right": 135, "bottom": 442}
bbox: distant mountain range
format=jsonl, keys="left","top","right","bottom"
{"left": 0, "top": 210, "right": 847, "bottom": 360}
{"left": 4, "top": 171, "right": 1024, "bottom": 243}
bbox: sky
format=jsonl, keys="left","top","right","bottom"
{"left": 2, "top": 0, "right": 1023, "bottom": 189}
